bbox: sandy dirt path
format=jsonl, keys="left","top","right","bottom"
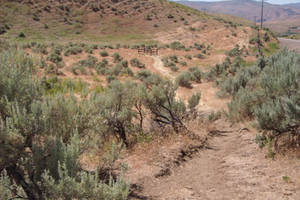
{"left": 151, "top": 56, "right": 175, "bottom": 79}
{"left": 137, "top": 120, "right": 300, "bottom": 200}
{"left": 129, "top": 55, "right": 300, "bottom": 200}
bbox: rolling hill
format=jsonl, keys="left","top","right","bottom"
{"left": 176, "top": 0, "right": 300, "bottom": 34}
{"left": 0, "top": 0, "right": 210, "bottom": 43}
{"left": 0, "top": 0, "right": 267, "bottom": 44}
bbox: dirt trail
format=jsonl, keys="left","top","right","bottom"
{"left": 128, "top": 55, "right": 300, "bottom": 200}
{"left": 131, "top": 119, "right": 300, "bottom": 200}
{"left": 151, "top": 56, "right": 175, "bottom": 79}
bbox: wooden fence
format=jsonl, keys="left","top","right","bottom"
{"left": 138, "top": 47, "right": 158, "bottom": 55}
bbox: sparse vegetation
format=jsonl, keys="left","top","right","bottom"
{"left": 223, "top": 49, "right": 300, "bottom": 149}
{"left": 113, "top": 52, "right": 123, "bottom": 63}
{"left": 0, "top": 0, "right": 291, "bottom": 197}
{"left": 176, "top": 71, "right": 192, "bottom": 88}
{"left": 130, "top": 58, "right": 145, "bottom": 68}
{"left": 0, "top": 49, "right": 129, "bottom": 199}
{"left": 100, "top": 50, "right": 109, "bottom": 57}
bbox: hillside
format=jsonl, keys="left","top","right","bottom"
{"left": 0, "top": 0, "right": 268, "bottom": 45}
{"left": 0, "top": 0, "right": 209, "bottom": 43}
{"left": 177, "top": 0, "right": 300, "bottom": 35}
{"left": 287, "top": 2, "right": 300, "bottom": 9}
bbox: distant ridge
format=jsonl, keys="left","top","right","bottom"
{"left": 177, "top": 0, "right": 300, "bottom": 34}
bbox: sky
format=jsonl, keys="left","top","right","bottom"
{"left": 184, "top": 0, "right": 300, "bottom": 5}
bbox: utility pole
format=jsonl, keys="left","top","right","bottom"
{"left": 256, "top": 0, "right": 264, "bottom": 57}
{"left": 260, "top": 0, "right": 264, "bottom": 29}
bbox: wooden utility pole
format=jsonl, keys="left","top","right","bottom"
{"left": 260, "top": 0, "right": 264, "bottom": 29}
{"left": 256, "top": 0, "right": 264, "bottom": 57}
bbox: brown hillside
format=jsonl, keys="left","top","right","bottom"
{"left": 0, "top": 0, "right": 208, "bottom": 42}
{"left": 0, "top": 0, "right": 260, "bottom": 44}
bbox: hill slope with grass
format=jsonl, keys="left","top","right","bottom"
{"left": 0, "top": 0, "right": 263, "bottom": 44}
{"left": 0, "top": 0, "right": 207, "bottom": 43}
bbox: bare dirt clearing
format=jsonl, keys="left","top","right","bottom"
{"left": 279, "top": 38, "right": 300, "bottom": 53}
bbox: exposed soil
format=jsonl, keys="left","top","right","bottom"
{"left": 125, "top": 59, "right": 300, "bottom": 199}
{"left": 127, "top": 117, "right": 300, "bottom": 200}
{"left": 151, "top": 56, "right": 175, "bottom": 79}
{"left": 279, "top": 38, "right": 300, "bottom": 53}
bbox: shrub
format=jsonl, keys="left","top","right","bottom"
{"left": 47, "top": 50, "right": 62, "bottom": 64}
{"left": 194, "top": 53, "right": 205, "bottom": 59}
{"left": 180, "top": 61, "right": 187, "bottom": 66}
{"left": 84, "top": 46, "right": 94, "bottom": 54}
{"left": 170, "top": 41, "right": 185, "bottom": 50}
{"left": 100, "top": 50, "right": 109, "bottom": 57}
{"left": 130, "top": 58, "right": 145, "bottom": 68}
{"left": 93, "top": 81, "right": 137, "bottom": 146}
{"left": 176, "top": 71, "right": 192, "bottom": 88}
{"left": 33, "top": 13, "right": 40, "bottom": 21}
{"left": 208, "top": 111, "right": 222, "bottom": 121}
{"left": 143, "top": 74, "right": 163, "bottom": 86}
{"left": 144, "top": 80, "right": 195, "bottom": 132}
{"left": 169, "top": 55, "right": 178, "bottom": 63}
{"left": 18, "top": 32, "right": 26, "bottom": 38}
{"left": 112, "top": 52, "right": 123, "bottom": 63}
{"left": 0, "top": 50, "right": 130, "bottom": 199}
{"left": 167, "top": 14, "right": 174, "bottom": 19}
{"left": 120, "top": 60, "right": 128, "bottom": 68}
{"left": 263, "top": 32, "right": 270, "bottom": 42}
{"left": 145, "top": 14, "right": 152, "bottom": 21}
{"left": 64, "top": 46, "right": 82, "bottom": 56}
{"left": 112, "top": 63, "right": 123, "bottom": 76}
{"left": 76, "top": 55, "right": 97, "bottom": 68}
{"left": 170, "top": 65, "right": 179, "bottom": 72}
{"left": 185, "top": 54, "right": 192, "bottom": 60}
{"left": 189, "top": 67, "right": 202, "bottom": 83}
{"left": 33, "top": 43, "right": 48, "bottom": 55}
{"left": 227, "top": 49, "right": 300, "bottom": 147}
{"left": 188, "top": 92, "right": 201, "bottom": 111}
{"left": 121, "top": 67, "right": 134, "bottom": 77}
{"left": 162, "top": 56, "right": 177, "bottom": 68}
{"left": 226, "top": 45, "right": 241, "bottom": 57}
{"left": 0, "top": 26, "right": 7, "bottom": 35}
{"left": 136, "top": 69, "right": 151, "bottom": 81}
{"left": 189, "top": 27, "right": 196, "bottom": 31}
{"left": 249, "top": 37, "right": 260, "bottom": 45}
{"left": 194, "top": 43, "right": 205, "bottom": 50}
